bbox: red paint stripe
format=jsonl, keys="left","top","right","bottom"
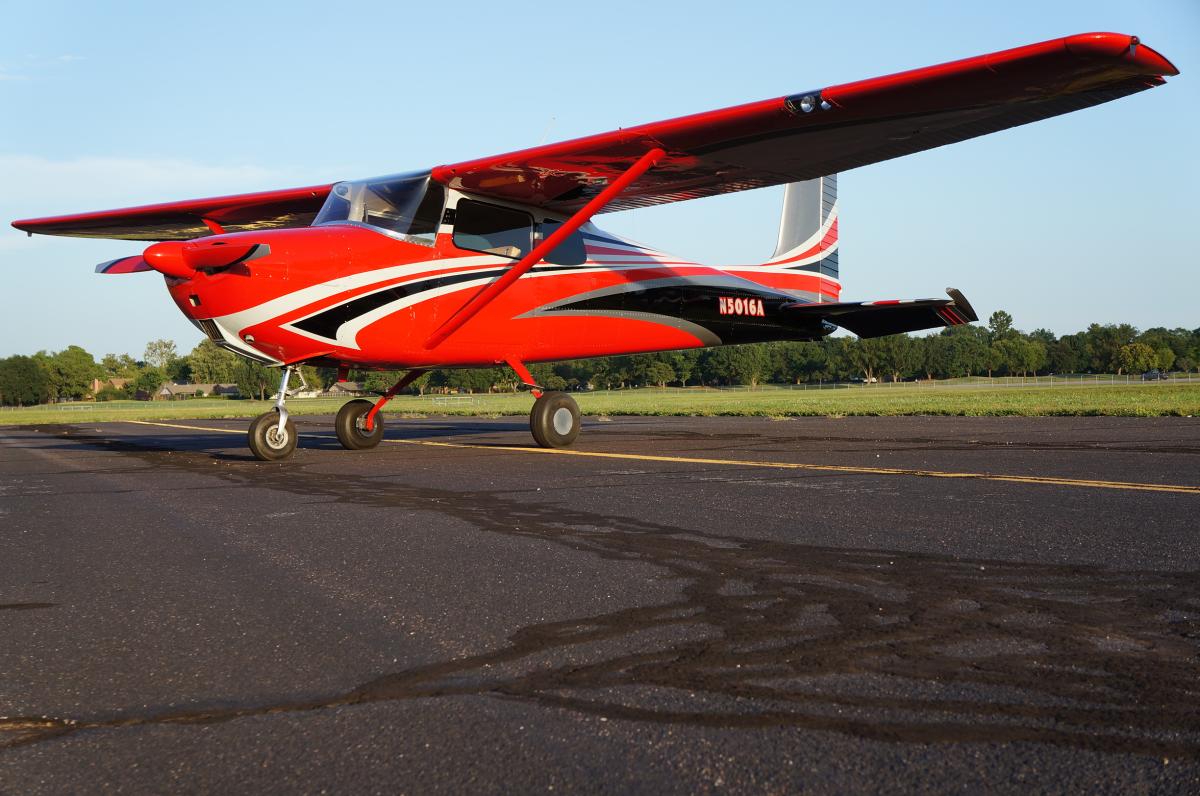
{"left": 941, "top": 306, "right": 967, "bottom": 324}
{"left": 586, "top": 244, "right": 665, "bottom": 257}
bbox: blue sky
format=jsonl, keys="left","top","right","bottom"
{"left": 1, "top": 0, "right": 1196, "bottom": 359}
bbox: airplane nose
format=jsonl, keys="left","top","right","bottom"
{"left": 142, "top": 242, "right": 194, "bottom": 278}
{"left": 139, "top": 239, "right": 274, "bottom": 279}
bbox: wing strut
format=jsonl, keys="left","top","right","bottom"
{"left": 423, "top": 147, "right": 666, "bottom": 349}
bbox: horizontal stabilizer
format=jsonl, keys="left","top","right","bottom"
{"left": 783, "top": 288, "right": 977, "bottom": 338}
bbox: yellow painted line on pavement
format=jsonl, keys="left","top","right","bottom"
{"left": 120, "top": 419, "right": 1200, "bottom": 495}
{"left": 125, "top": 419, "right": 245, "bottom": 434}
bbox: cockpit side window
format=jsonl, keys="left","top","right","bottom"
{"left": 314, "top": 172, "right": 445, "bottom": 246}
{"left": 452, "top": 200, "right": 533, "bottom": 259}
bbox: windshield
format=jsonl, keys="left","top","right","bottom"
{"left": 314, "top": 171, "right": 445, "bottom": 246}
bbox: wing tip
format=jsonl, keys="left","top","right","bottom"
{"left": 1064, "top": 32, "right": 1180, "bottom": 77}
{"left": 944, "top": 288, "right": 978, "bottom": 322}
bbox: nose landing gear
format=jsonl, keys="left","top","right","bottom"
{"left": 247, "top": 364, "right": 304, "bottom": 461}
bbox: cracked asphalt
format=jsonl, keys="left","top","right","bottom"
{"left": 1, "top": 415, "right": 1198, "bottom": 794}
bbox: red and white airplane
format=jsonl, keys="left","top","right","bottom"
{"left": 13, "top": 33, "right": 1178, "bottom": 460}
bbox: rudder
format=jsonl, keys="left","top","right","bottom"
{"left": 767, "top": 175, "right": 838, "bottom": 289}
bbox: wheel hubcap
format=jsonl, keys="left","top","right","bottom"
{"left": 552, "top": 407, "right": 574, "bottom": 436}
{"left": 354, "top": 413, "right": 374, "bottom": 435}
{"left": 265, "top": 425, "right": 289, "bottom": 449}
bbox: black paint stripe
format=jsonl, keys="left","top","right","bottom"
{"left": 293, "top": 270, "right": 505, "bottom": 341}
{"left": 292, "top": 264, "right": 580, "bottom": 341}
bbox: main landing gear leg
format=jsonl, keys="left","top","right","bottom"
{"left": 248, "top": 365, "right": 303, "bottom": 461}
{"left": 507, "top": 358, "right": 581, "bottom": 449}
{"left": 335, "top": 369, "right": 427, "bottom": 451}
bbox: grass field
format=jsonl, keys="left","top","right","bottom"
{"left": 2, "top": 381, "right": 1198, "bottom": 425}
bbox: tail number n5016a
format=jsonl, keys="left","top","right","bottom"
{"left": 718, "top": 296, "right": 766, "bottom": 317}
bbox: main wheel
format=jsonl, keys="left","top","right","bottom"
{"left": 336, "top": 399, "right": 384, "bottom": 450}
{"left": 248, "top": 411, "right": 297, "bottom": 461}
{"left": 530, "top": 391, "right": 581, "bottom": 448}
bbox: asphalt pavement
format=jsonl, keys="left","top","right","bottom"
{"left": 1, "top": 414, "right": 1198, "bottom": 794}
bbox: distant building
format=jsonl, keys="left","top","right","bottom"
{"left": 270, "top": 387, "right": 322, "bottom": 399}
{"left": 327, "top": 381, "right": 368, "bottom": 396}
{"left": 157, "top": 383, "right": 240, "bottom": 400}
{"left": 90, "top": 377, "right": 131, "bottom": 395}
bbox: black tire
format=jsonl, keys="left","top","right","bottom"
{"left": 530, "top": 391, "right": 581, "bottom": 448}
{"left": 336, "top": 399, "right": 384, "bottom": 450}
{"left": 248, "top": 411, "right": 297, "bottom": 461}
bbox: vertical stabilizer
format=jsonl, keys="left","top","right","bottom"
{"left": 767, "top": 175, "right": 838, "bottom": 286}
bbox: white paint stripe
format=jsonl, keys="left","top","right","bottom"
{"left": 765, "top": 199, "right": 838, "bottom": 265}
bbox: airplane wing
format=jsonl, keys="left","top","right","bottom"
{"left": 11, "top": 33, "right": 1176, "bottom": 241}
{"left": 784, "top": 289, "right": 979, "bottom": 338}
{"left": 432, "top": 32, "right": 1177, "bottom": 213}
{"left": 12, "top": 183, "right": 333, "bottom": 241}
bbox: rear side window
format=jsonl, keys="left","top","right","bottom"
{"left": 453, "top": 200, "right": 533, "bottom": 259}
{"left": 538, "top": 220, "right": 588, "bottom": 266}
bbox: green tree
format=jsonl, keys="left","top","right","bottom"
{"left": 1155, "top": 347, "right": 1175, "bottom": 372}
{"left": 919, "top": 334, "right": 952, "bottom": 380}
{"left": 235, "top": 360, "right": 279, "bottom": 401}
{"left": 1084, "top": 323, "right": 1137, "bottom": 373}
{"left": 39, "top": 345, "right": 99, "bottom": 401}
{"left": 845, "top": 337, "right": 885, "bottom": 383}
{"left": 643, "top": 361, "right": 675, "bottom": 388}
{"left": 1117, "top": 343, "right": 1157, "bottom": 375}
{"left": 0, "top": 355, "right": 51, "bottom": 406}
{"left": 628, "top": 354, "right": 676, "bottom": 387}
{"left": 665, "top": 350, "right": 700, "bottom": 386}
{"left": 144, "top": 339, "right": 178, "bottom": 370}
{"left": 100, "top": 353, "right": 139, "bottom": 379}
{"left": 528, "top": 364, "right": 567, "bottom": 391}
{"left": 824, "top": 337, "right": 859, "bottom": 381}
{"left": 942, "top": 325, "right": 989, "bottom": 378}
{"left": 703, "top": 345, "right": 769, "bottom": 386}
{"left": 1013, "top": 339, "right": 1047, "bottom": 376}
{"left": 439, "top": 368, "right": 501, "bottom": 393}
{"left": 359, "top": 369, "right": 428, "bottom": 394}
{"left": 187, "top": 339, "right": 240, "bottom": 383}
{"left": 590, "top": 357, "right": 632, "bottom": 389}
{"left": 987, "top": 310, "right": 1016, "bottom": 342}
{"left": 986, "top": 343, "right": 1007, "bottom": 377}
{"left": 134, "top": 367, "right": 166, "bottom": 398}
{"left": 877, "top": 335, "right": 919, "bottom": 382}
{"left": 1047, "top": 334, "right": 1085, "bottom": 374}
{"left": 166, "top": 356, "right": 192, "bottom": 383}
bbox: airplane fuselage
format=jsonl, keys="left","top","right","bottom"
{"left": 168, "top": 187, "right": 842, "bottom": 370}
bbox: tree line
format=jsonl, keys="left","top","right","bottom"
{"left": 1, "top": 312, "right": 1196, "bottom": 406}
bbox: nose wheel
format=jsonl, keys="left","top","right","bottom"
{"left": 530, "top": 391, "right": 581, "bottom": 448}
{"left": 248, "top": 411, "right": 297, "bottom": 461}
